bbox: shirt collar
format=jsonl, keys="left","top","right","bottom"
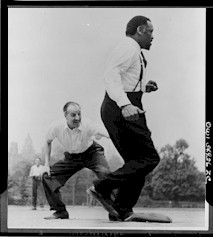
{"left": 64, "top": 121, "right": 83, "bottom": 131}
{"left": 126, "top": 36, "right": 141, "bottom": 53}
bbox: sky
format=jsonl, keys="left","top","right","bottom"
{"left": 8, "top": 7, "right": 206, "bottom": 171}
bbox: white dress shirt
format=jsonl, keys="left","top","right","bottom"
{"left": 29, "top": 165, "right": 44, "bottom": 177}
{"left": 45, "top": 118, "right": 102, "bottom": 154}
{"left": 104, "top": 37, "right": 148, "bottom": 107}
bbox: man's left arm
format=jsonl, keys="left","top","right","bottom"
{"left": 87, "top": 119, "right": 110, "bottom": 140}
{"left": 141, "top": 65, "right": 158, "bottom": 93}
{"left": 95, "top": 130, "right": 110, "bottom": 140}
{"left": 145, "top": 80, "right": 158, "bottom": 93}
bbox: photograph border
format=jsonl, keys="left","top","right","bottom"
{"left": 2, "top": 0, "right": 213, "bottom": 236}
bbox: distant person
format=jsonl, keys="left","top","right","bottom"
{"left": 41, "top": 101, "right": 110, "bottom": 219}
{"left": 29, "top": 157, "right": 45, "bottom": 210}
{"left": 87, "top": 15, "right": 160, "bottom": 221}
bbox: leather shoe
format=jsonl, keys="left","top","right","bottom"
{"left": 109, "top": 211, "right": 134, "bottom": 222}
{"left": 44, "top": 211, "right": 69, "bottom": 220}
{"left": 108, "top": 213, "right": 122, "bottom": 222}
{"left": 87, "top": 186, "right": 118, "bottom": 216}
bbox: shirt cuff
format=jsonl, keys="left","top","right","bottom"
{"left": 116, "top": 95, "right": 132, "bottom": 108}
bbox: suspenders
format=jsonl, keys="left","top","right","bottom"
{"left": 133, "top": 51, "right": 147, "bottom": 92}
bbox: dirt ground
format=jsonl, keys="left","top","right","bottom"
{"left": 7, "top": 205, "right": 207, "bottom": 234}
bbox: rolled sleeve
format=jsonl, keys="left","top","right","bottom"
{"left": 45, "top": 125, "right": 56, "bottom": 142}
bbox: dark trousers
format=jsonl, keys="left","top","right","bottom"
{"left": 42, "top": 141, "right": 110, "bottom": 212}
{"left": 98, "top": 92, "right": 160, "bottom": 214}
{"left": 32, "top": 177, "right": 45, "bottom": 207}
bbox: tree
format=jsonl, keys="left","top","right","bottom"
{"left": 9, "top": 160, "right": 32, "bottom": 205}
{"left": 8, "top": 142, "right": 21, "bottom": 174}
{"left": 8, "top": 175, "right": 19, "bottom": 204}
{"left": 151, "top": 139, "right": 205, "bottom": 204}
{"left": 61, "top": 168, "right": 95, "bottom": 206}
{"left": 21, "top": 134, "right": 35, "bottom": 162}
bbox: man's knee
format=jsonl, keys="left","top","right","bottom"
{"left": 134, "top": 154, "right": 160, "bottom": 174}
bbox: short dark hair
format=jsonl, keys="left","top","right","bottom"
{"left": 126, "top": 15, "right": 151, "bottom": 36}
{"left": 63, "top": 101, "right": 80, "bottom": 115}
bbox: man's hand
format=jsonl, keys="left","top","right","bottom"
{"left": 146, "top": 80, "right": 158, "bottom": 92}
{"left": 121, "top": 104, "right": 145, "bottom": 121}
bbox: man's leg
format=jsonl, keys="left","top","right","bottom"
{"left": 114, "top": 114, "right": 160, "bottom": 212}
{"left": 32, "top": 178, "right": 37, "bottom": 210}
{"left": 98, "top": 94, "right": 143, "bottom": 191}
{"left": 84, "top": 142, "right": 119, "bottom": 215}
{"left": 37, "top": 180, "right": 45, "bottom": 207}
{"left": 84, "top": 141, "right": 110, "bottom": 180}
{"left": 107, "top": 118, "right": 159, "bottom": 218}
{"left": 98, "top": 92, "right": 160, "bottom": 219}
{"left": 42, "top": 153, "right": 84, "bottom": 218}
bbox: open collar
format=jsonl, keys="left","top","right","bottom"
{"left": 64, "top": 122, "right": 83, "bottom": 131}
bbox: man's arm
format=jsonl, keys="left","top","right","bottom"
{"left": 29, "top": 166, "right": 33, "bottom": 177}
{"left": 105, "top": 44, "right": 145, "bottom": 121}
{"left": 87, "top": 119, "right": 110, "bottom": 140}
{"left": 104, "top": 45, "right": 134, "bottom": 108}
{"left": 121, "top": 104, "right": 145, "bottom": 121}
{"left": 40, "top": 140, "right": 52, "bottom": 177}
{"left": 44, "top": 140, "right": 52, "bottom": 166}
{"left": 145, "top": 80, "right": 158, "bottom": 92}
{"left": 95, "top": 130, "right": 110, "bottom": 140}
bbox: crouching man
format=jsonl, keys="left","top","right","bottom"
{"left": 41, "top": 101, "right": 110, "bottom": 219}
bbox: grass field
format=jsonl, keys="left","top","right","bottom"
{"left": 6, "top": 205, "right": 208, "bottom": 233}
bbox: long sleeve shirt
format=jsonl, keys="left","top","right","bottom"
{"left": 104, "top": 37, "right": 148, "bottom": 107}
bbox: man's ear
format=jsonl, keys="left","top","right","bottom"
{"left": 137, "top": 25, "right": 146, "bottom": 35}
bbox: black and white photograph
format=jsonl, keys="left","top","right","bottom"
{"left": 7, "top": 6, "right": 208, "bottom": 233}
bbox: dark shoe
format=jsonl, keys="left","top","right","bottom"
{"left": 122, "top": 212, "right": 138, "bottom": 222}
{"left": 32, "top": 207, "right": 36, "bottom": 210}
{"left": 108, "top": 213, "right": 122, "bottom": 222}
{"left": 109, "top": 211, "right": 134, "bottom": 222}
{"left": 87, "top": 186, "right": 118, "bottom": 216}
{"left": 44, "top": 210, "right": 69, "bottom": 220}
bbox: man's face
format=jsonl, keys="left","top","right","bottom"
{"left": 139, "top": 21, "right": 154, "bottom": 50}
{"left": 65, "top": 104, "right": 81, "bottom": 129}
{"left": 35, "top": 158, "right": 41, "bottom": 166}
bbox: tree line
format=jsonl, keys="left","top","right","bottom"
{"left": 8, "top": 138, "right": 205, "bottom": 207}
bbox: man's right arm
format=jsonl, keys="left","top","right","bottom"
{"left": 29, "top": 166, "right": 33, "bottom": 177}
{"left": 104, "top": 48, "right": 132, "bottom": 108}
{"left": 41, "top": 140, "right": 52, "bottom": 176}
{"left": 41, "top": 122, "right": 58, "bottom": 177}
{"left": 121, "top": 104, "right": 145, "bottom": 121}
{"left": 104, "top": 44, "right": 145, "bottom": 121}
